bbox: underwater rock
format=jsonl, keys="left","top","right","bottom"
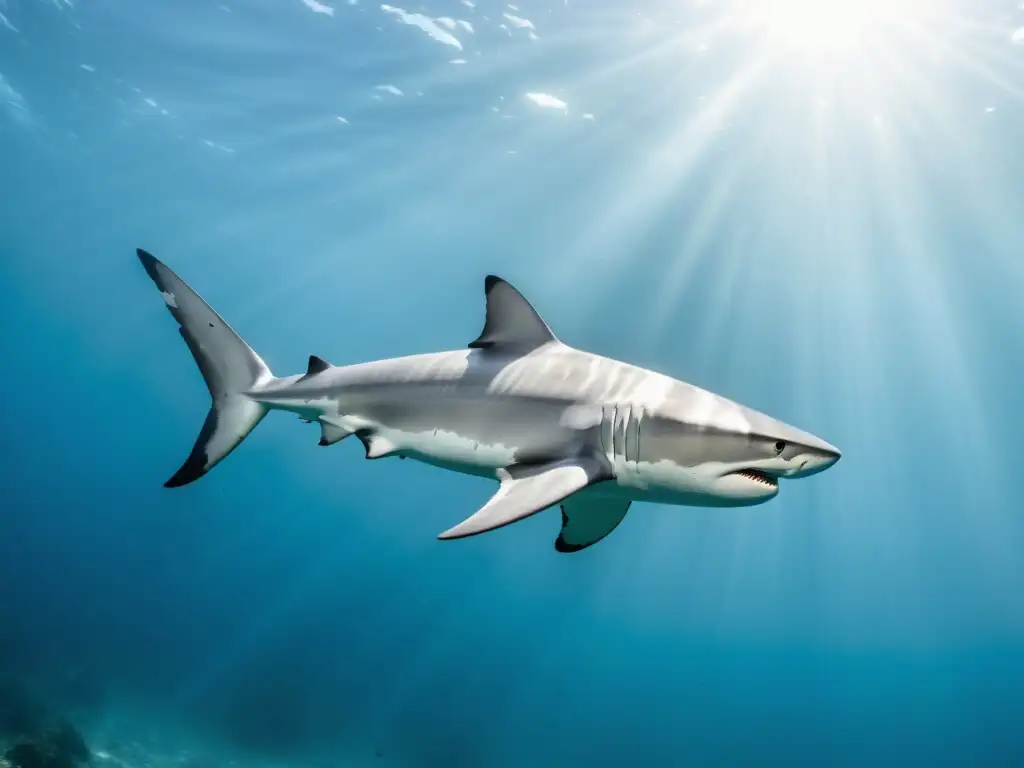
{"left": 2, "top": 718, "right": 91, "bottom": 768}
{"left": 4, "top": 742, "right": 78, "bottom": 768}
{"left": 0, "top": 678, "right": 46, "bottom": 741}
{"left": 0, "top": 674, "right": 91, "bottom": 768}
{"left": 4, "top": 743, "right": 53, "bottom": 768}
{"left": 41, "top": 720, "right": 89, "bottom": 764}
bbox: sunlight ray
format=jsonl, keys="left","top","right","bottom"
{"left": 901, "top": 16, "right": 1024, "bottom": 100}
{"left": 646, "top": 156, "right": 745, "bottom": 338}
{"left": 550, "top": 60, "right": 769, "bottom": 292}
{"left": 558, "top": 15, "right": 737, "bottom": 90}
{"left": 861, "top": 32, "right": 1024, "bottom": 286}
{"left": 668, "top": 216, "right": 750, "bottom": 380}
{"left": 863, "top": 111, "right": 1022, "bottom": 595}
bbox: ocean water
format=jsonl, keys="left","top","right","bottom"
{"left": 2, "top": 0, "right": 1024, "bottom": 765}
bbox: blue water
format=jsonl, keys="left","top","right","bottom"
{"left": 2, "top": 0, "right": 1024, "bottom": 765}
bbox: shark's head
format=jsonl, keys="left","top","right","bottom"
{"left": 702, "top": 425, "right": 841, "bottom": 504}
{"left": 636, "top": 388, "right": 841, "bottom": 507}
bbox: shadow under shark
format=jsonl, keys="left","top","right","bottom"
{"left": 137, "top": 248, "right": 840, "bottom": 553}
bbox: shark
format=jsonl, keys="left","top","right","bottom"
{"left": 137, "top": 248, "right": 840, "bottom": 553}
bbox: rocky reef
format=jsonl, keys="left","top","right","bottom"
{"left": 0, "top": 678, "right": 91, "bottom": 768}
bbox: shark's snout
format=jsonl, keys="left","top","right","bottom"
{"left": 790, "top": 445, "right": 841, "bottom": 478}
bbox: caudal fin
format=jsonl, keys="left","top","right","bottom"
{"left": 137, "top": 248, "right": 274, "bottom": 488}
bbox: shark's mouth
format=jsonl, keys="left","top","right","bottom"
{"left": 731, "top": 469, "right": 778, "bottom": 488}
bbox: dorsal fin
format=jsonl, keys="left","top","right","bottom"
{"left": 468, "top": 275, "right": 558, "bottom": 353}
{"left": 305, "top": 355, "right": 331, "bottom": 376}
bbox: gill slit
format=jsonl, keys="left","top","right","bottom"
{"left": 600, "top": 402, "right": 644, "bottom": 468}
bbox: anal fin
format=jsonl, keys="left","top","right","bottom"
{"left": 438, "top": 455, "right": 610, "bottom": 540}
{"left": 357, "top": 431, "right": 400, "bottom": 460}
{"left": 555, "top": 496, "right": 631, "bottom": 554}
{"left": 318, "top": 421, "right": 352, "bottom": 446}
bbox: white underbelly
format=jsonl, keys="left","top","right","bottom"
{"left": 389, "top": 425, "right": 519, "bottom": 474}
{"left": 322, "top": 409, "right": 532, "bottom": 479}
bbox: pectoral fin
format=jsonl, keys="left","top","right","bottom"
{"left": 555, "top": 496, "right": 631, "bottom": 553}
{"left": 438, "top": 456, "right": 610, "bottom": 540}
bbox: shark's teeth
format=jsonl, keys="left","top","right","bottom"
{"left": 735, "top": 469, "right": 777, "bottom": 487}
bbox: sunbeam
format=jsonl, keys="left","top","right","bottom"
{"left": 735, "top": 0, "right": 932, "bottom": 54}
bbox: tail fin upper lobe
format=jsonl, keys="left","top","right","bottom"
{"left": 137, "top": 248, "right": 274, "bottom": 487}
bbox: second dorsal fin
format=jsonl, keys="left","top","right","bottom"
{"left": 468, "top": 276, "right": 558, "bottom": 353}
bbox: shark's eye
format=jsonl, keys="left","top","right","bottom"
{"left": 774, "top": 440, "right": 786, "bottom": 454}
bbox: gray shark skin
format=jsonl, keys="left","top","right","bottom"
{"left": 137, "top": 248, "right": 840, "bottom": 553}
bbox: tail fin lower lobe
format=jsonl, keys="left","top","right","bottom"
{"left": 137, "top": 248, "right": 274, "bottom": 487}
